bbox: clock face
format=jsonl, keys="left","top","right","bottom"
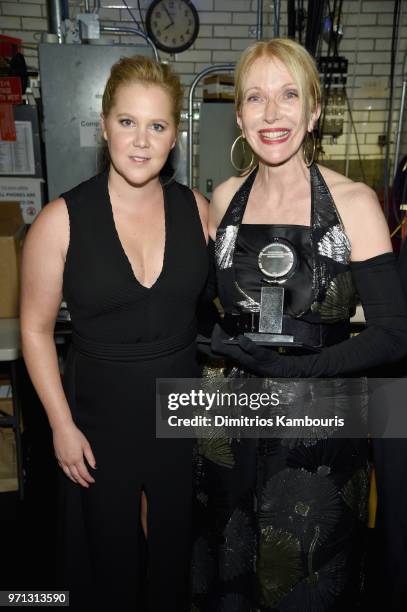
{"left": 146, "top": 0, "right": 200, "bottom": 54}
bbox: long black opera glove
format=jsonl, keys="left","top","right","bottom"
{"left": 197, "top": 239, "right": 220, "bottom": 338}
{"left": 211, "top": 252, "right": 407, "bottom": 377}
{"left": 199, "top": 238, "right": 217, "bottom": 303}
{"left": 398, "top": 239, "right": 407, "bottom": 300}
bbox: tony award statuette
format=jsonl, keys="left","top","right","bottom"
{"left": 245, "top": 238, "right": 297, "bottom": 345}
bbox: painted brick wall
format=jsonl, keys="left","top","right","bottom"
{"left": 1, "top": 0, "right": 406, "bottom": 187}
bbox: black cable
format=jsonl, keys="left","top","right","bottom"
{"left": 298, "top": 0, "right": 304, "bottom": 45}
{"left": 316, "top": 20, "right": 323, "bottom": 59}
{"left": 320, "top": 0, "right": 335, "bottom": 125}
{"left": 345, "top": 90, "right": 367, "bottom": 183}
{"left": 318, "top": 0, "right": 336, "bottom": 147}
{"left": 333, "top": 0, "right": 343, "bottom": 57}
{"left": 305, "top": 0, "right": 325, "bottom": 57}
{"left": 274, "top": 0, "right": 281, "bottom": 36}
{"left": 137, "top": 0, "right": 145, "bottom": 32}
{"left": 383, "top": 0, "right": 401, "bottom": 219}
{"left": 122, "top": 0, "right": 140, "bottom": 29}
{"left": 288, "top": 0, "right": 296, "bottom": 39}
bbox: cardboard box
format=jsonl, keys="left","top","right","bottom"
{"left": 0, "top": 429, "right": 17, "bottom": 492}
{"left": 203, "top": 74, "right": 234, "bottom": 101}
{"left": 0, "top": 382, "right": 17, "bottom": 492}
{"left": 0, "top": 381, "right": 12, "bottom": 416}
{"left": 0, "top": 202, "right": 25, "bottom": 318}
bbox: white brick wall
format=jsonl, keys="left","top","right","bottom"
{"left": 0, "top": 0, "right": 406, "bottom": 183}
{"left": 2, "top": 3, "right": 42, "bottom": 17}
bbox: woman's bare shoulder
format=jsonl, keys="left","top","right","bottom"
{"left": 317, "top": 164, "right": 377, "bottom": 206}
{"left": 32, "top": 197, "right": 69, "bottom": 223}
{"left": 212, "top": 175, "right": 246, "bottom": 201}
{"left": 25, "top": 197, "right": 70, "bottom": 257}
{"left": 317, "top": 164, "right": 391, "bottom": 259}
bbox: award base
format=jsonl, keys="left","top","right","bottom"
{"left": 244, "top": 332, "right": 294, "bottom": 344}
{"left": 242, "top": 332, "right": 320, "bottom": 352}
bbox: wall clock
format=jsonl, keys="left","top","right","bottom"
{"left": 146, "top": 0, "right": 200, "bottom": 54}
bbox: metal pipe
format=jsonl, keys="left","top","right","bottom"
{"left": 47, "top": 0, "right": 63, "bottom": 43}
{"left": 256, "top": 0, "right": 263, "bottom": 41}
{"left": 393, "top": 53, "right": 407, "bottom": 179}
{"left": 187, "top": 64, "right": 235, "bottom": 188}
{"left": 100, "top": 25, "right": 159, "bottom": 60}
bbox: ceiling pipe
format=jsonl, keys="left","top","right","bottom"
{"left": 47, "top": 0, "right": 63, "bottom": 43}
{"left": 100, "top": 25, "right": 159, "bottom": 60}
{"left": 256, "top": 0, "right": 263, "bottom": 40}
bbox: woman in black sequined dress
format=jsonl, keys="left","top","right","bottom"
{"left": 192, "top": 39, "right": 407, "bottom": 612}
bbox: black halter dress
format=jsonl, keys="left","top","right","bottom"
{"left": 59, "top": 170, "right": 208, "bottom": 611}
{"left": 192, "top": 165, "right": 369, "bottom": 612}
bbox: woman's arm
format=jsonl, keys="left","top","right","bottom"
{"left": 335, "top": 180, "right": 392, "bottom": 261}
{"left": 192, "top": 188, "right": 209, "bottom": 244}
{"left": 20, "top": 200, "right": 96, "bottom": 487}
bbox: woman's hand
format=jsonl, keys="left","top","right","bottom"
{"left": 211, "top": 323, "right": 280, "bottom": 375}
{"left": 53, "top": 422, "right": 96, "bottom": 488}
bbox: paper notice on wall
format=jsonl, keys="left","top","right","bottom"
{"left": 0, "top": 177, "right": 43, "bottom": 223}
{"left": 0, "top": 121, "right": 35, "bottom": 174}
{"left": 358, "top": 77, "right": 389, "bottom": 99}
{"left": 79, "top": 116, "right": 102, "bottom": 148}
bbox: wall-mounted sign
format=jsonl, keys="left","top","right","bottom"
{"left": 0, "top": 77, "right": 22, "bottom": 104}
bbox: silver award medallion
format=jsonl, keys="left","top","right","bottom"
{"left": 245, "top": 238, "right": 297, "bottom": 344}
{"left": 258, "top": 240, "right": 297, "bottom": 281}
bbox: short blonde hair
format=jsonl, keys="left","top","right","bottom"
{"left": 235, "top": 38, "right": 321, "bottom": 124}
{"left": 102, "top": 55, "right": 183, "bottom": 128}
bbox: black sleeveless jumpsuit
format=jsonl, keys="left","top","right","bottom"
{"left": 59, "top": 171, "right": 208, "bottom": 611}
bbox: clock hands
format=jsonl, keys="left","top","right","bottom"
{"left": 163, "top": 3, "right": 174, "bottom": 26}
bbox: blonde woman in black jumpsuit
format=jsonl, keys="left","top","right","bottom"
{"left": 20, "top": 56, "right": 208, "bottom": 611}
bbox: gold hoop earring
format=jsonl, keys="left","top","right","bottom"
{"left": 303, "top": 131, "right": 316, "bottom": 168}
{"left": 230, "top": 134, "right": 255, "bottom": 174}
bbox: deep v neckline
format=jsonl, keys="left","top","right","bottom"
{"left": 105, "top": 176, "right": 169, "bottom": 291}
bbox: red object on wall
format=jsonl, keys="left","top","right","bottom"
{"left": 0, "top": 34, "right": 22, "bottom": 59}
{"left": 0, "top": 77, "right": 22, "bottom": 104}
{"left": 0, "top": 103, "right": 16, "bottom": 141}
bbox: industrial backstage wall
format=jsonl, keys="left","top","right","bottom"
{"left": 1, "top": 0, "right": 406, "bottom": 193}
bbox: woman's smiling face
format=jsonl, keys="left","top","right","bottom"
{"left": 238, "top": 56, "right": 318, "bottom": 167}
